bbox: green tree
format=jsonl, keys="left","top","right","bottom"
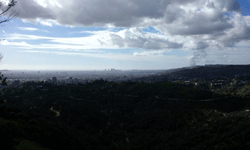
{"left": 179, "top": 80, "right": 185, "bottom": 84}
{"left": 0, "top": 72, "right": 7, "bottom": 85}
{"left": 224, "top": 78, "right": 231, "bottom": 85}
{"left": 236, "top": 84, "right": 250, "bottom": 98}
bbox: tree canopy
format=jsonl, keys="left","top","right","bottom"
{"left": 0, "top": 0, "right": 18, "bottom": 24}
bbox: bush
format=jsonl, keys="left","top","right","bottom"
{"left": 0, "top": 72, "right": 7, "bottom": 86}
{"left": 212, "top": 92, "right": 219, "bottom": 99}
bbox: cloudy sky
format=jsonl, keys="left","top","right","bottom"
{"left": 0, "top": 0, "right": 250, "bottom": 71}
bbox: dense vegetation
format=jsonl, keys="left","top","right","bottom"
{"left": 0, "top": 72, "right": 7, "bottom": 86}
{"left": 0, "top": 77, "right": 250, "bottom": 149}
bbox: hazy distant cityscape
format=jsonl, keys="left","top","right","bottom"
{"left": 0, "top": 68, "right": 167, "bottom": 88}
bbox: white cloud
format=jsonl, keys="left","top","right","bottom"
{"left": 38, "top": 19, "right": 53, "bottom": 27}
{"left": 12, "top": 0, "right": 242, "bottom": 28}
{"left": 0, "top": 39, "right": 8, "bottom": 45}
{"left": 133, "top": 50, "right": 165, "bottom": 56}
{"left": 12, "top": 0, "right": 250, "bottom": 49}
{"left": 18, "top": 27, "right": 38, "bottom": 31}
{"left": 17, "top": 50, "right": 187, "bottom": 63}
{"left": 0, "top": 0, "right": 9, "bottom": 5}
{"left": 8, "top": 41, "right": 33, "bottom": 48}
{"left": 5, "top": 29, "right": 184, "bottom": 50}
{"left": 34, "top": 0, "right": 48, "bottom": 8}
{"left": 6, "top": 33, "right": 52, "bottom": 40}
{"left": 4, "top": 0, "right": 250, "bottom": 66}
{"left": 107, "top": 28, "right": 183, "bottom": 50}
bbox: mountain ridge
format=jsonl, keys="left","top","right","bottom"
{"left": 132, "top": 64, "right": 250, "bottom": 82}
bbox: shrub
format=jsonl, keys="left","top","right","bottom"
{"left": 0, "top": 72, "right": 7, "bottom": 86}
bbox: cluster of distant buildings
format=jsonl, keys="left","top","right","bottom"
{"left": 2, "top": 76, "right": 248, "bottom": 89}
{"left": 104, "top": 68, "right": 121, "bottom": 71}
{"left": 44, "top": 76, "right": 82, "bottom": 85}
{"left": 0, "top": 76, "right": 85, "bottom": 89}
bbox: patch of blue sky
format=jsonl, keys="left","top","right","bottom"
{"left": 4, "top": 19, "right": 124, "bottom": 37}
{"left": 221, "top": 0, "right": 250, "bottom": 17}
{"left": 1, "top": 19, "right": 52, "bottom": 37}
{"left": 141, "top": 26, "right": 161, "bottom": 34}
{"left": 67, "top": 26, "right": 127, "bottom": 36}
{"left": 237, "top": 0, "right": 250, "bottom": 16}
{"left": 99, "top": 48, "right": 139, "bottom": 54}
{"left": 18, "top": 39, "right": 52, "bottom": 46}
{"left": 221, "top": 12, "right": 235, "bottom": 19}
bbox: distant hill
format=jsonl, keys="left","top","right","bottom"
{"left": 132, "top": 64, "right": 250, "bottom": 82}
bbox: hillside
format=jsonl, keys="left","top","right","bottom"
{"left": 132, "top": 64, "right": 250, "bottom": 82}
{"left": 0, "top": 65, "right": 250, "bottom": 149}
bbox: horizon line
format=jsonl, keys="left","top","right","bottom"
{"left": 0, "top": 69, "right": 170, "bottom": 71}
{"left": 0, "top": 64, "right": 249, "bottom": 72}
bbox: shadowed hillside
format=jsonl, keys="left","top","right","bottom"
{"left": 0, "top": 76, "right": 250, "bottom": 149}
{"left": 132, "top": 64, "right": 250, "bottom": 82}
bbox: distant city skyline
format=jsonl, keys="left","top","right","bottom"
{"left": 0, "top": 68, "right": 166, "bottom": 71}
{"left": 1, "top": 63, "right": 250, "bottom": 72}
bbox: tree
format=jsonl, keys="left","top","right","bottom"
{"left": 0, "top": 0, "right": 18, "bottom": 56}
{"left": 0, "top": 0, "right": 18, "bottom": 24}
{"left": 0, "top": 72, "right": 7, "bottom": 86}
{"left": 0, "top": 0, "right": 18, "bottom": 85}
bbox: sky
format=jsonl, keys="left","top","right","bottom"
{"left": 0, "top": 0, "right": 250, "bottom": 71}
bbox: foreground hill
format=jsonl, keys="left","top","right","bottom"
{"left": 0, "top": 80, "right": 250, "bottom": 149}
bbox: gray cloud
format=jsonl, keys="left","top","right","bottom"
{"left": 190, "top": 49, "right": 208, "bottom": 66}
{"left": 225, "top": 0, "right": 243, "bottom": 12}
{"left": 55, "top": 0, "right": 169, "bottom": 27}
{"left": 5, "top": 0, "right": 56, "bottom": 20}
{"left": 108, "top": 28, "right": 183, "bottom": 50}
